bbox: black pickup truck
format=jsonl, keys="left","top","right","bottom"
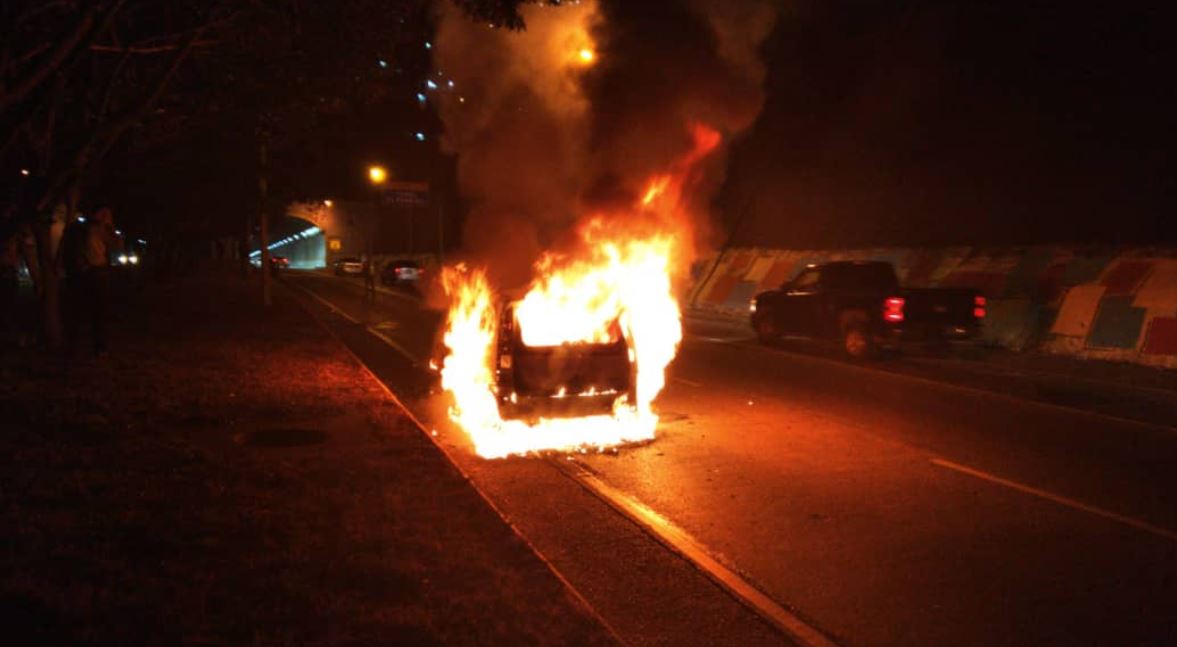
{"left": 749, "top": 261, "right": 985, "bottom": 359}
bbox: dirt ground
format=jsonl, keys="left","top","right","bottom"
{"left": 0, "top": 273, "right": 615, "bottom": 646}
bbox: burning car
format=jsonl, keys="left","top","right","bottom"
{"left": 492, "top": 302, "right": 636, "bottom": 420}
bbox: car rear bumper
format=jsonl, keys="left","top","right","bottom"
{"left": 880, "top": 323, "right": 979, "bottom": 347}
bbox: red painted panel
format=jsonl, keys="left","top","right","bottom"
{"left": 1142, "top": 317, "right": 1177, "bottom": 355}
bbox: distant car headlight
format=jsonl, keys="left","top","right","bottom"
{"left": 117, "top": 254, "right": 128, "bottom": 264}
{"left": 128, "top": 254, "right": 139, "bottom": 264}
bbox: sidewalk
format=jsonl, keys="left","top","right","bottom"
{"left": 0, "top": 274, "right": 615, "bottom": 646}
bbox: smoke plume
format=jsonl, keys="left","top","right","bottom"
{"left": 434, "top": 0, "right": 778, "bottom": 286}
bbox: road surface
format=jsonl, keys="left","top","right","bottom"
{"left": 288, "top": 272, "right": 1177, "bottom": 647}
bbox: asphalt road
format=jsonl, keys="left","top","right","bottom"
{"left": 289, "top": 272, "right": 1177, "bottom": 647}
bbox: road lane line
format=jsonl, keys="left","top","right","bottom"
{"left": 365, "top": 326, "right": 422, "bottom": 366}
{"left": 299, "top": 284, "right": 360, "bottom": 323}
{"left": 295, "top": 282, "right": 422, "bottom": 366}
{"left": 720, "top": 339, "right": 1177, "bottom": 435}
{"left": 931, "top": 458, "right": 1177, "bottom": 542}
{"left": 558, "top": 460, "right": 841, "bottom": 647}
{"left": 673, "top": 377, "right": 703, "bottom": 387}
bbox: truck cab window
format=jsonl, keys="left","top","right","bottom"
{"left": 791, "top": 269, "right": 820, "bottom": 291}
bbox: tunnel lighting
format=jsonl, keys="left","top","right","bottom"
{"left": 378, "top": 59, "right": 388, "bottom": 68}
{"left": 416, "top": 92, "right": 426, "bottom": 103}
{"left": 137, "top": 239, "right": 147, "bottom": 245}
{"left": 458, "top": 96, "right": 466, "bottom": 103}
{"left": 447, "top": 79, "right": 454, "bottom": 88}
{"left": 425, "top": 80, "right": 438, "bottom": 90}
{"left": 115, "top": 229, "right": 123, "bottom": 235}
{"left": 368, "top": 165, "right": 387, "bottom": 184}
{"left": 425, "top": 41, "right": 432, "bottom": 49}
{"left": 20, "top": 168, "right": 30, "bottom": 176}
{"left": 414, "top": 132, "right": 426, "bottom": 142}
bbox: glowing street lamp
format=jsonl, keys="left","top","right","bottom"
{"left": 368, "top": 165, "right": 387, "bottom": 185}
{"left": 577, "top": 47, "right": 595, "bottom": 64}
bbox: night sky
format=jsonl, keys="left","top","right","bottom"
{"left": 718, "top": 1, "right": 1175, "bottom": 248}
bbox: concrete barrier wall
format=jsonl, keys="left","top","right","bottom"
{"left": 688, "top": 246, "right": 1177, "bottom": 369}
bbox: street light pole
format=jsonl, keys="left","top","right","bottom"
{"left": 366, "top": 165, "right": 388, "bottom": 301}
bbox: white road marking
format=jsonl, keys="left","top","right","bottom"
{"left": 673, "top": 377, "right": 704, "bottom": 387}
{"left": 300, "top": 285, "right": 360, "bottom": 324}
{"left": 296, "top": 283, "right": 422, "bottom": 366}
{"left": 365, "top": 326, "right": 421, "bottom": 366}
{"left": 931, "top": 458, "right": 1177, "bottom": 542}
{"left": 559, "top": 460, "right": 841, "bottom": 647}
{"left": 722, "top": 339, "right": 1177, "bottom": 435}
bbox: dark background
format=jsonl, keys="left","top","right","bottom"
{"left": 717, "top": 1, "right": 1175, "bottom": 248}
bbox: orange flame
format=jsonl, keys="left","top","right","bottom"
{"left": 440, "top": 124, "right": 720, "bottom": 458}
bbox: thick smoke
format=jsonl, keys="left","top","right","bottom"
{"left": 434, "top": 0, "right": 777, "bottom": 286}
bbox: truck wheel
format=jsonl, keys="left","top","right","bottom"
{"left": 754, "top": 317, "right": 778, "bottom": 344}
{"left": 842, "top": 323, "right": 875, "bottom": 360}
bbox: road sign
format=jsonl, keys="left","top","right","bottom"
{"left": 379, "top": 180, "right": 429, "bottom": 207}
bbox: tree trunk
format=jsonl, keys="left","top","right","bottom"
{"left": 32, "top": 205, "right": 68, "bottom": 348}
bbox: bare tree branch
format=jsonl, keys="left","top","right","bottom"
{"left": 90, "top": 41, "right": 218, "bottom": 55}
{"left": 0, "top": 1, "right": 126, "bottom": 115}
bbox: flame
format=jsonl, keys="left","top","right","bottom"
{"left": 440, "top": 124, "right": 720, "bottom": 458}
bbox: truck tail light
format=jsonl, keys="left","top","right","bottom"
{"left": 974, "top": 295, "right": 986, "bottom": 319}
{"left": 883, "top": 296, "right": 905, "bottom": 323}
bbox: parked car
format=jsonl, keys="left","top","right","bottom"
{"left": 333, "top": 256, "right": 363, "bottom": 276}
{"left": 380, "top": 259, "right": 423, "bottom": 287}
{"left": 749, "top": 261, "right": 985, "bottom": 359}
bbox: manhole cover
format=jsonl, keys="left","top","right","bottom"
{"left": 241, "top": 428, "right": 329, "bottom": 448}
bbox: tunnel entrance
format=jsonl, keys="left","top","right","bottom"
{"left": 250, "top": 215, "right": 325, "bottom": 269}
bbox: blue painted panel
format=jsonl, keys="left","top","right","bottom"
{"left": 725, "top": 280, "right": 761, "bottom": 308}
{"left": 1086, "top": 295, "right": 1146, "bottom": 349}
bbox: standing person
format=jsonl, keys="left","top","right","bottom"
{"left": 63, "top": 207, "right": 118, "bottom": 356}
{"left": 363, "top": 252, "right": 376, "bottom": 301}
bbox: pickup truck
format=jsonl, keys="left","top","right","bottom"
{"left": 749, "top": 261, "right": 985, "bottom": 359}
{"left": 493, "top": 304, "right": 636, "bottom": 419}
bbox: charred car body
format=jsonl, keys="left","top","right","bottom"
{"left": 492, "top": 303, "right": 636, "bottom": 420}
